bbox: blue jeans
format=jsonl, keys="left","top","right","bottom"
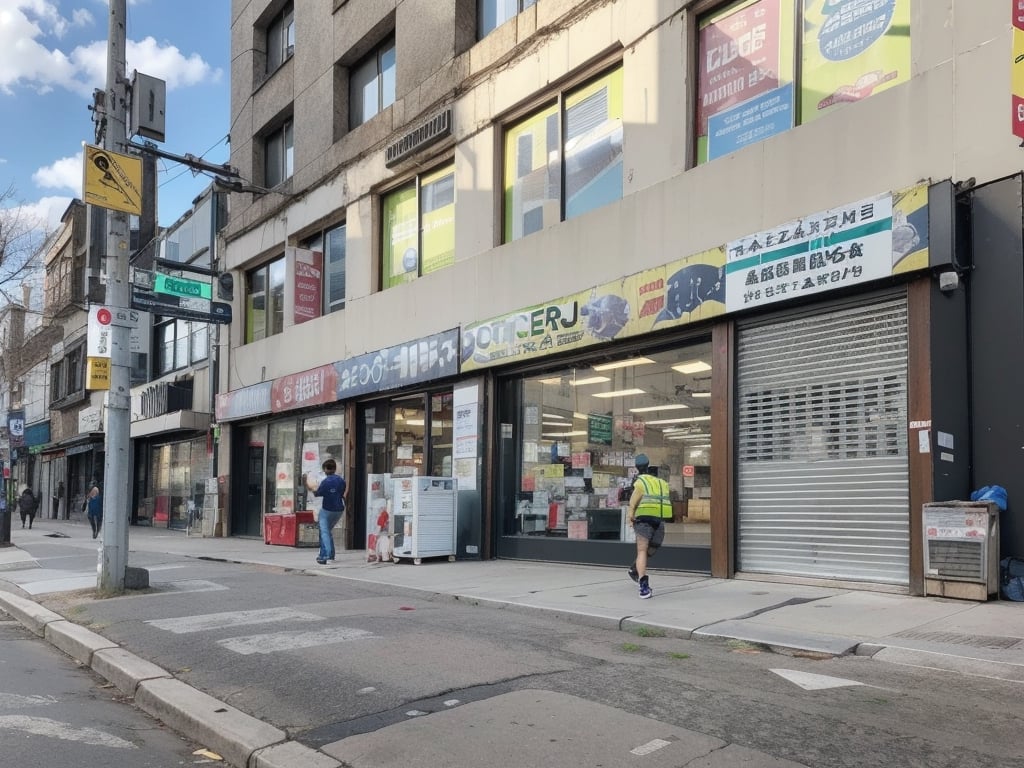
{"left": 318, "top": 506, "right": 343, "bottom": 560}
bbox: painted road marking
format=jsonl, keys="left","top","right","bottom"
{"left": 0, "top": 716, "right": 136, "bottom": 748}
{"left": 0, "top": 693, "right": 58, "bottom": 708}
{"left": 631, "top": 739, "right": 672, "bottom": 756}
{"left": 147, "top": 607, "right": 323, "bottom": 634}
{"left": 217, "top": 626, "right": 373, "bottom": 655}
{"left": 770, "top": 669, "right": 865, "bottom": 690}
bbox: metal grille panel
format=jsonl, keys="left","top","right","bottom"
{"left": 737, "top": 297, "right": 910, "bottom": 584}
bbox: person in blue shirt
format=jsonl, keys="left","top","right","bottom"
{"left": 307, "top": 458, "right": 347, "bottom": 564}
{"left": 85, "top": 485, "right": 103, "bottom": 539}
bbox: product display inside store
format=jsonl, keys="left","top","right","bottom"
{"left": 516, "top": 342, "right": 713, "bottom": 548}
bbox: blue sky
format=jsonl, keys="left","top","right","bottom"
{"left": 0, "top": 0, "right": 231, "bottom": 232}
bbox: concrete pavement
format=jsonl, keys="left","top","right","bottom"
{"left": 2, "top": 519, "right": 1023, "bottom": 767}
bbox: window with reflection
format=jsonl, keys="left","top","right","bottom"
{"left": 513, "top": 343, "right": 713, "bottom": 548}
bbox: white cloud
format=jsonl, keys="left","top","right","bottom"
{"left": 2, "top": 196, "right": 73, "bottom": 235}
{"left": 72, "top": 8, "right": 94, "bottom": 27}
{"left": 0, "top": 1, "right": 219, "bottom": 96}
{"left": 32, "top": 153, "right": 83, "bottom": 194}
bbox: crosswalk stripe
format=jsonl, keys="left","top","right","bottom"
{"left": 0, "top": 693, "right": 58, "bottom": 709}
{"left": 217, "top": 627, "right": 373, "bottom": 655}
{"left": 147, "top": 607, "right": 323, "bottom": 634}
{"left": 0, "top": 715, "right": 136, "bottom": 748}
{"left": 770, "top": 669, "right": 864, "bottom": 690}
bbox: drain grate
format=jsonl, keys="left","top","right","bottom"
{"left": 890, "top": 629, "right": 1023, "bottom": 650}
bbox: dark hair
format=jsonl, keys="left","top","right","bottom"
{"left": 322, "top": 458, "right": 337, "bottom": 473}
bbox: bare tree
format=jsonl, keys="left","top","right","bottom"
{"left": 0, "top": 184, "right": 49, "bottom": 305}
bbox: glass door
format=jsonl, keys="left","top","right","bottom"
{"left": 232, "top": 425, "right": 266, "bottom": 537}
{"left": 390, "top": 395, "right": 426, "bottom": 477}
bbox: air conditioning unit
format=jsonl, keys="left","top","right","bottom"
{"left": 923, "top": 501, "right": 1000, "bottom": 601}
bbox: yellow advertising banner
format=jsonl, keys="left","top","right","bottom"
{"left": 801, "top": 0, "right": 911, "bottom": 125}
{"left": 86, "top": 356, "right": 111, "bottom": 390}
{"left": 82, "top": 144, "right": 143, "bottom": 216}
{"left": 1013, "top": 5, "right": 1024, "bottom": 140}
{"left": 461, "top": 248, "right": 726, "bottom": 371}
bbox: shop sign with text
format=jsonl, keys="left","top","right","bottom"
{"left": 291, "top": 247, "right": 323, "bottom": 324}
{"left": 335, "top": 329, "right": 459, "bottom": 399}
{"left": 461, "top": 249, "right": 726, "bottom": 371}
{"left": 724, "top": 184, "right": 928, "bottom": 312}
{"left": 215, "top": 381, "right": 273, "bottom": 422}
{"left": 272, "top": 364, "right": 338, "bottom": 413}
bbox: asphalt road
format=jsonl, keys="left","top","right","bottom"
{"left": 0, "top": 609, "right": 205, "bottom": 767}
{"left": 17, "top": 547, "right": 1022, "bottom": 768}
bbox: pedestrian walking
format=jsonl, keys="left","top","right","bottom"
{"left": 306, "top": 458, "right": 347, "bottom": 565}
{"left": 18, "top": 487, "right": 38, "bottom": 529}
{"left": 85, "top": 485, "right": 103, "bottom": 539}
{"left": 626, "top": 454, "right": 673, "bottom": 599}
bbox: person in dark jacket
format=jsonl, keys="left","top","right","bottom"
{"left": 86, "top": 485, "right": 103, "bottom": 539}
{"left": 18, "top": 488, "right": 38, "bottom": 529}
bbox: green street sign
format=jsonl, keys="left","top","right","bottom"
{"left": 154, "top": 273, "right": 212, "bottom": 300}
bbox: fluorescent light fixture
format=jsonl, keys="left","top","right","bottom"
{"left": 691, "top": 391, "right": 711, "bottom": 398}
{"left": 541, "top": 430, "right": 588, "bottom": 437}
{"left": 537, "top": 377, "right": 564, "bottom": 385}
{"left": 672, "top": 360, "right": 712, "bottom": 374}
{"left": 592, "top": 388, "right": 645, "bottom": 399}
{"left": 592, "top": 356, "right": 655, "bottom": 371}
{"left": 573, "top": 412, "right": 589, "bottom": 420}
{"left": 543, "top": 421, "right": 571, "bottom": 426}
{"left": 570, "top": 376, "right": 611, "bottom": 387}
{"left": 646, "top": 417, "right": 690, "bottom": 425}
{"left": 405, "top": 419, "right": 425, "bottom": 426}
{"left": 629, "top": 404, "right": 689, "bottom": 413}
{"left": 542, "top": 413, "right": 568, "bottom": 419}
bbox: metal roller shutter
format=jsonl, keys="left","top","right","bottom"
{"left": 736, "top": 297, "right": 910, "bottom": 585}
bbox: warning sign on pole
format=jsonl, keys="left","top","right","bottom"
{"left": 82, "top": 144, "right": 143, "bottom": 216}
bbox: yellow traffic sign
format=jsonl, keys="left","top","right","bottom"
{"left": 86, "top": 356, "right": 111, "bottom": 390}
{"left": 83, "top": 144, "right": 143, "bottom": 216}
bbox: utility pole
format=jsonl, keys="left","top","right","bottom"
{"left": 98, "top": 0, "right": 131, "bottom": 592}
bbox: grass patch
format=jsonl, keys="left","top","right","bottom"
{"left": 621, "top": 642, "right": 641, "bottom": 652}
{"left": 633, "top": 626, "right": 667, "bottom": 638}
{"left": 668, "top": 652, "right": 690, "bottom": 660}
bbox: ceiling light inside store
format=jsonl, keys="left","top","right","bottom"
{"left": 538, "top": 377, "right": 564, "bottom": 385}
{"left": 672, "top": 360, "right": 712, "bottom": 374}
{"left": 592, "top": 388, "right": 645, "bottom": 399}
{"left": 573, "top": 412, "right": 589, "bottom": 420}
{"left": 543, "top": 413, "right": 569, "bottom": 419}
{"left": 542, "top": 430, "right": 588, "bottom": 437}
{"left": 543, "top": 421, "right": 571, "bottom": 427}
{"left": 570, "top": 376, "right": 611, "bottom": 387}
{"left": 592, "top": 357, "right": 655, "bottom": 371}
{"left": 691, "top": 391, "right": 711, "bottom": 398}
{"left": 405, "top": 419, "right": 425, "bottom": 426}
{"left": 629, "top": 404, "right": 689, "bottom": 413}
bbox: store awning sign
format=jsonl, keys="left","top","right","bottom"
{"left": 335, "top": 329, "right": 460, "bottom": 399}
{"left": 215, "top": 381, "right": 272, "bottom": 422}
{"left": 272, "top": 364, "right": 338, "bottom": 413}
{"left": 723, "top": 183, "right": 929, "bottom": 312}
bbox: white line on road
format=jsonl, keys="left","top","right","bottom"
{"left": 217, "top": 626, "right": 374, "bottom": 655}
{"left": 147, "top": 606, "right": 324, "bottom": 634}
{"left": 631, "top": 738, "right": 672, "bottom": 756}
{"left": 0, "top": 693, "right": 58, "bottom": 709}
{"left": 0, "top": 716, "right": 136, "bottom": 748}
{"left": 770, "top": 669, "right": 865, "bottom": 690}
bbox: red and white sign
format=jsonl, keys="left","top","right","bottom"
{"left": 87, "top": 305, "right": 113, "bottom": 358}
{"left": 290, "top": 247, "right": 323, "bottom": 325}
{"left": 271, "top": 364, "right": 338, "bottom": 413}
{"left": 682, "top": 465, "right": 695, "bottom": 478}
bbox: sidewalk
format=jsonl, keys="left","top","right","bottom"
{"left": 3, "top": 519, "right": 1023, "bottom": 767}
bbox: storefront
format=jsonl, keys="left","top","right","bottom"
{"left": 216, "top": 329, "right": 469, "bottom": 546}
{"left": 464, "top": 182, "right": 956, "bottom": 587}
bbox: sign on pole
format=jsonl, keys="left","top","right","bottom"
{"left": 82, "top": 144, "right": 143, "bottom": 216}
{"left": 154, "top": 273, "right": 213, "bottom": 300}
{"left": 87, "top": 305, "right": 113, "bottom": 358}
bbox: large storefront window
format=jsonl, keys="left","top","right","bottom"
{"left": 138, "top": 437, "right": 210, "bottom": 529}
{"left": 512, "top": 343, "right": 713, "bottom": 551}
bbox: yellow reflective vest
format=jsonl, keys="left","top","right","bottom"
{"left": 634, "top": 474, "right": 673, "bottom": 519}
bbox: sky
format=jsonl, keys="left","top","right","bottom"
{"left": 0, "top": 0, "right": 231, "bottom": 236}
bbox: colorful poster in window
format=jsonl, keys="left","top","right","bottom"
{"left": 504, "top": 103, "right": 560, "bottom": 242}
{"left": 697, "top": 0, "right": 792, "bottom": 163}
{"left": 420, "top": 165, "right": 456, "bottom": 275}
{"left": 801, "top": 0, "right": 910, "bottom": 124}
{"left": 290, "top": 247, "right": 323, "bottom": 324}
{"left": 382, "top": 184, "right": 418, "bottom": 288}
{"left": 723, "top": 182, "right": 928, "bottom": 312}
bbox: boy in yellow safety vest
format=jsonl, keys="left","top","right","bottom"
{"left": 626, "top": 454, "right": 672, "bottom": 599}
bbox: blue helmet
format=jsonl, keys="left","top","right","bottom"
{"left": 634, "top": 453, "right": 650, "bottom": 469}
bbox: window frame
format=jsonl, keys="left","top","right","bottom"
{"left": 154, "top": 317, "right": 209, "bottom": 375}
{"left": 266, "top": 2, "right": 295, "bottom": 74}
{"left": 349, "top": 36, "right": 396, "bottom": 129}
{"left": 264, "top": 119, "right": 294, "bottom": 188}
{"left": 501, "top": 64, "right": 624, "bottom": 243}
{"left": 478, "top": 0, "right": 538, "bottom": 40}
{"left": 302, "top": 222, "right": 348, "bottom": 314}
{"left": 49, "top": 341, "right": 86, "bottom": 406}
{"left": 245, "top": 255, "right": 287, "bottom": 344}
{"left": 380, "top": 161, "right": 456, "bottom": 291}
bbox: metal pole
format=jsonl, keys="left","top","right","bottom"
{"left": 98, "top": 0, "right": 130, "bottom": 592}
